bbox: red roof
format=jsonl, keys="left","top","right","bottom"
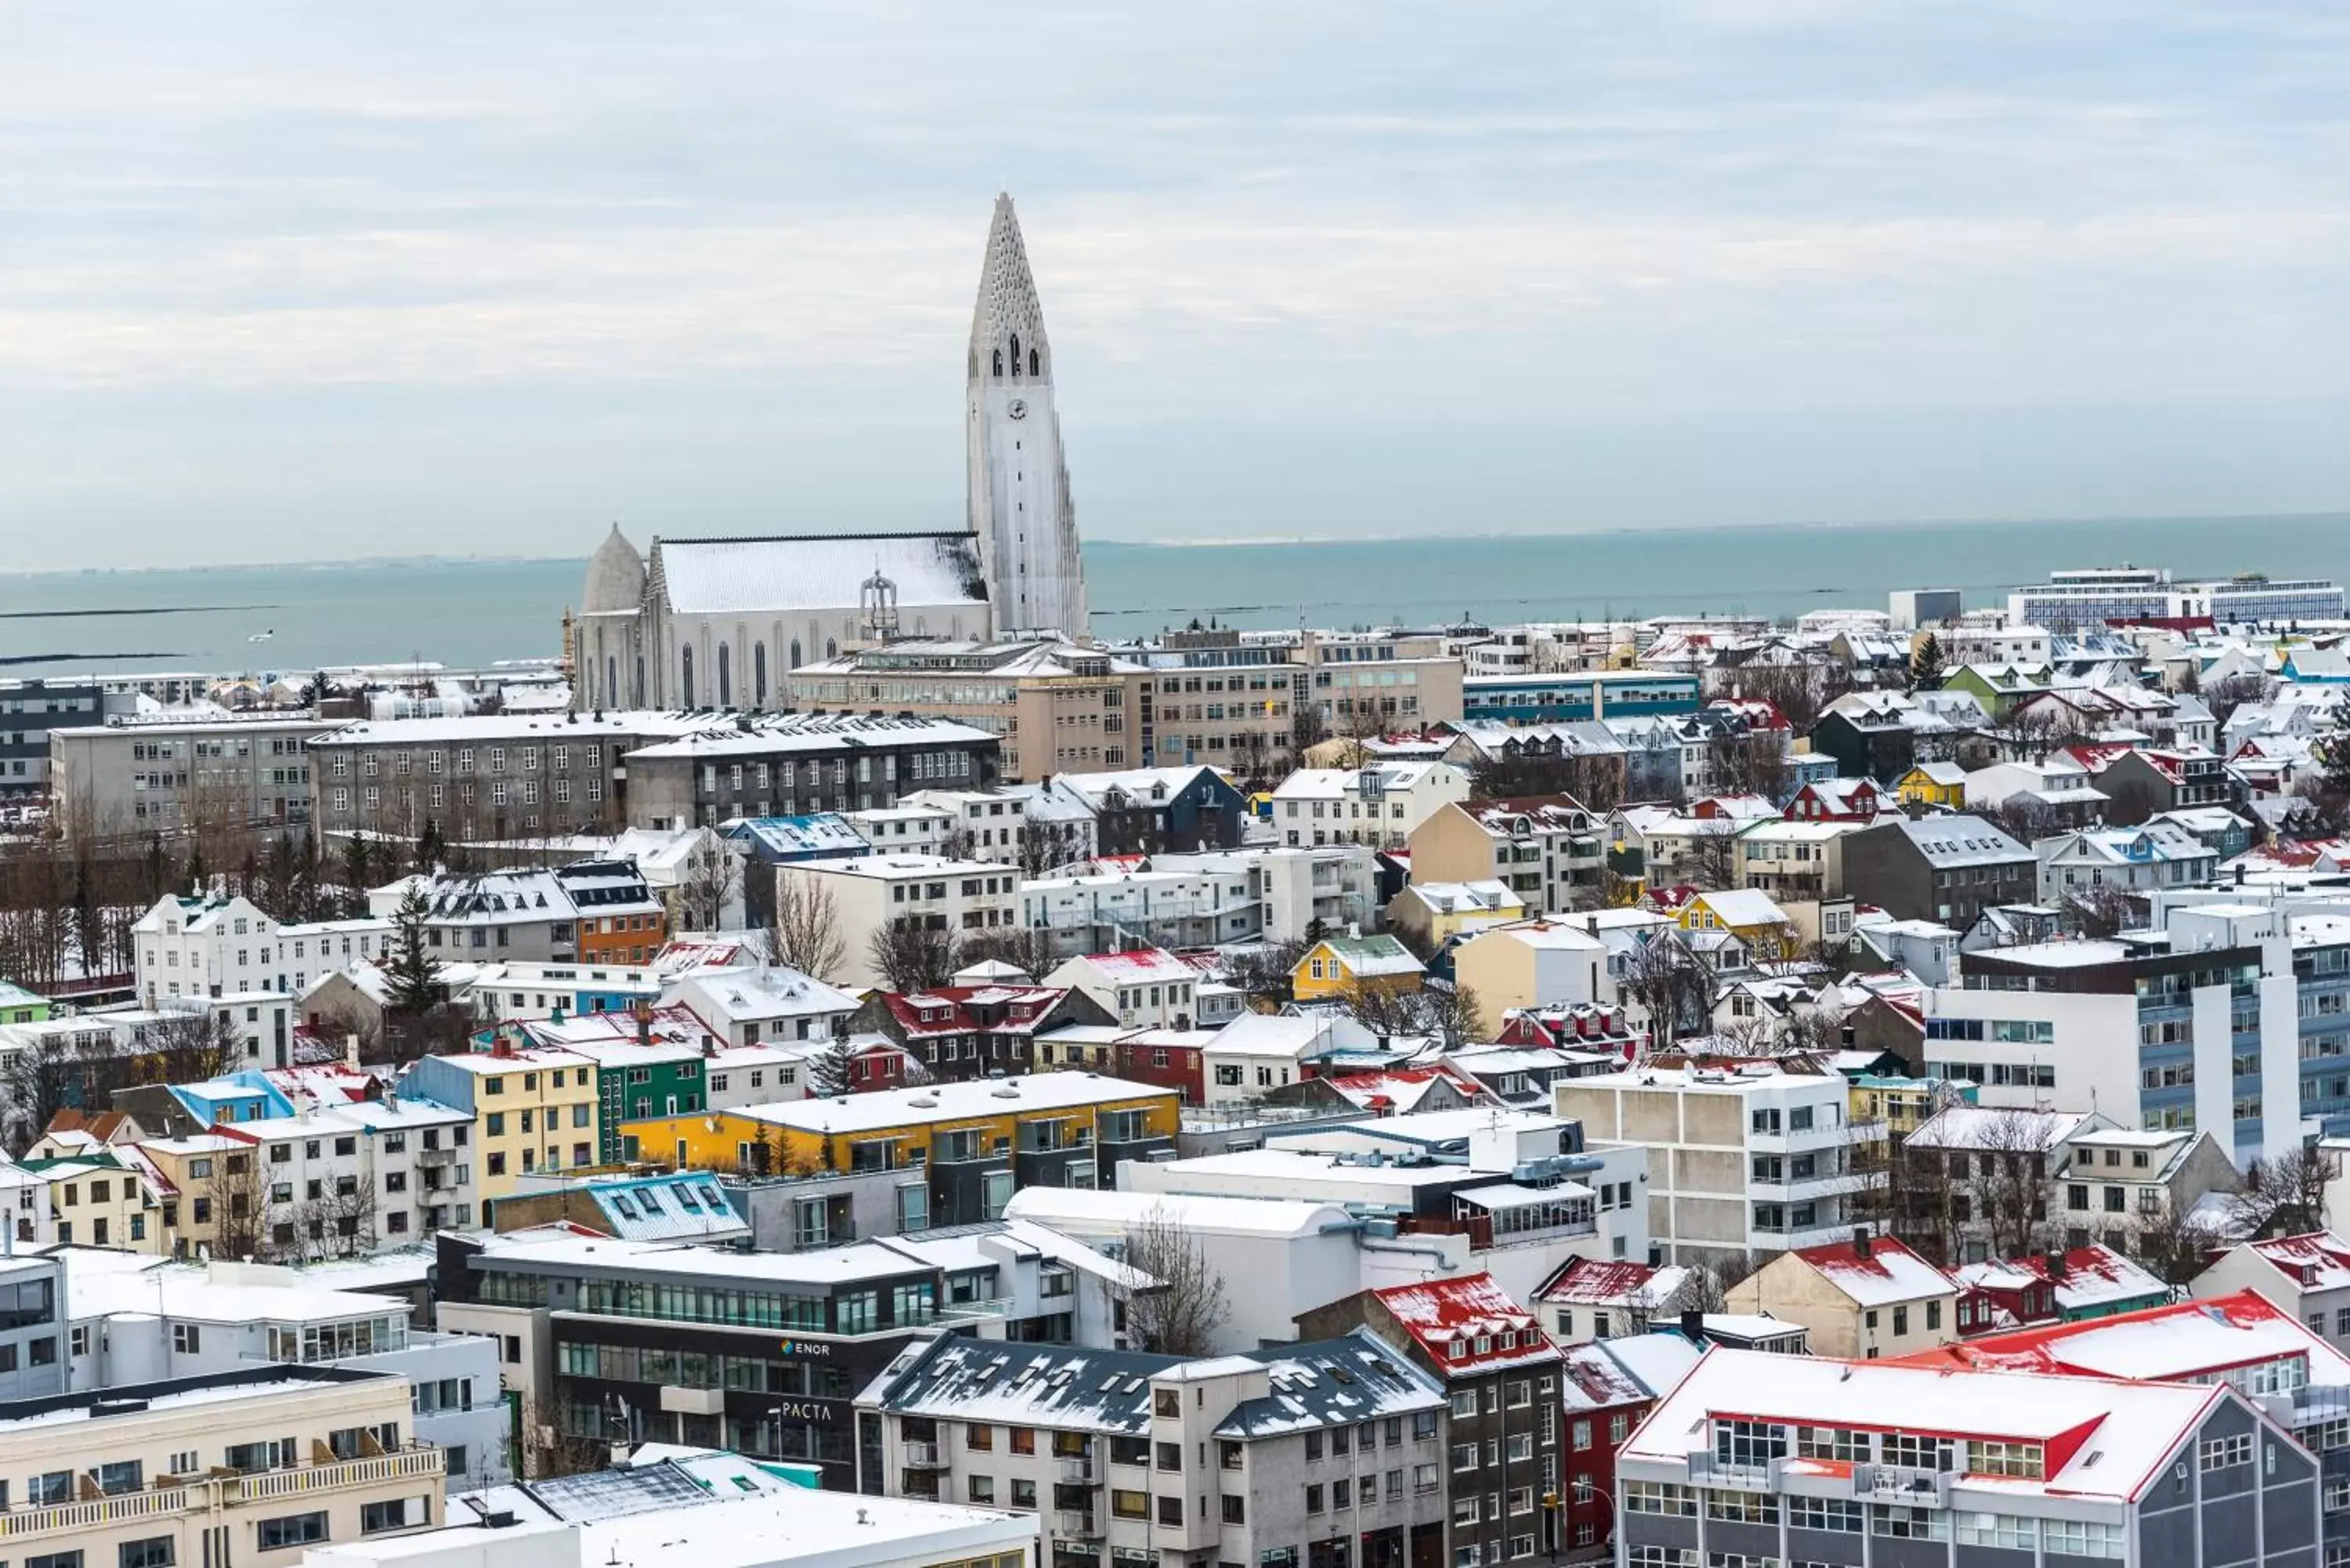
{"left": 877, "top": 985, "right": 1069, "bottom": 1039}
{"left": 1891, "top": 1288, "right": 2331, "bottom": 1381}
{"left": 1788, "top": 1234, "right": 1956, "bottom": 1306}
{"left": 1560, "top": 1341, "right": 1650, "bottom": 1412}
{"left": 1535, "top": 1256, "right": 1671, "bottom": 1307}
{"left": 1373, "top": 1273, "right": 1559, "bottom": 1370}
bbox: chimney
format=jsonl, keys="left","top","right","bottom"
{"left": 1853, "top": 1226, "right": 1871, "bottom": 1259}
{"left": 2045, "top": 1249, "right": 2068, "bottom": 1279}
{"left": 1679, "top": 1309, "right": 1704, "bottom": 1345}
{"left": 636, "top": 1009, "right": 652, "bottom": 1048}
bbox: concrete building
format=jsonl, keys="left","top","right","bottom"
{"left": 1408, "top": 796, "right": 1606, "bottom": 915}
{"left": 1289, "top": 627, "right": 1466, "bottom": 731}
{"left": 1842, "top": 814, "right": 2040, "bottom": 927}
{"left": 619, "top": 713, "right": 1005, "bottom": 831}
{"left": 1295, "top": 1274, "right": 1567, "bottom": 1563}
{"left": 63, "top": 1251, "right": 507, "bottom": 1489}
{"left": 1615, "top": 1346, "right": 2319, "bottom": 1568}
{"left": 1119, "top": 626, "right": 1310, "bottom": 777}
{"left": 0, "top": 674, "right": 134, "bottom": 800}
{"left": 1553, "top": 1061, "right": 1880, "bottom": 1269}
{"left": 0, "top": 1363, "right": 442, "bottom": 1566}
{"left": 134, "top": 889, "right": 393, "bottom": 1006}
{"left": 796, "top": 640, "right": 1150, "bottom": 780}
{"left": 859, "top": 1330, "right": 1448, "bottom": 1568}
{"left": 1451, "top": 919, "right": 1612, "bottom": 1013}
{"left": 0, "top": 1252, "right": 66, "bottom": 1399}
{"left": 51, "top": 714, "right": 337, "bottom": 837}
{"left": 2193, "top": 1233, "right": 2350, "bottom": 1354}
{"left": 1922, "top": 904, "right": 2300, "bottom": 1160}
{"left": 305, "top": 711, "right": 695, "bottom": 840}
{"left": 776, "top": 854, "right": 1024, "bottom": 989}
{"left": 400, "top": 1045, "right": 597, "bottom": 1201}
{"left": 1022, "top": 860, "right": 1264, "bottom": 959}
{"left": 1724, "top": 1232, "right": 1961, "bottom": 1360}
{"left": 1271, "top": 762, "right": 1472, "bottom": 852}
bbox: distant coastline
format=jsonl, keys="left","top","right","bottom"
{"left": 6, "top": 507, "right": 2346, "bottom": 579}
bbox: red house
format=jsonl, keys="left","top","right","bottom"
{"left": 1560, "top": 1341, "right": 1651, "bottom": 1553}
{"left": 1784, "top": 778, "right": 1882, "bottom": 822}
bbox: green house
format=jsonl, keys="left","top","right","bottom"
{"left": 0, "top": 981, "right": 52, "bottom": 1027}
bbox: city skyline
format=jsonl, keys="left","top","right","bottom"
{"left": 1, "top": 2, "right": 2345, "bottom": 570}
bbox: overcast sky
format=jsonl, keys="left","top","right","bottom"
{"left": 2, "top": 1, "right": 2345, "bottom": 569}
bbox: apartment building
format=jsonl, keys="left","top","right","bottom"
{"left": 436, "top": 1223, "right": 1124, "bottom": 1489}
{"left": 51, "top": 714, "right": 338, "bottom": 837}
{"left": 1407, "top": 796, "right": 1606, "bottom": 915}
{"left": 1119, "top": 625, "right": 1307, "bottom": 777}
{"left": 63, "top": 1251, "right": 507, "bottom": 1489}
{"left": 0, "top": 1364, "right": 442, "bottom": 1566}
{"left": 0, "top": 674, "right": 132, "bottom": 800}
{"left": 134, "top": 891, "right": 393, "bottom": 1005}
{"left": 305, "top": 711, "right": 694, "bottom": 840}
{"left": 795, "top": 639, "right": 1154, "bottom": 781}
{"left": 859, "top": 1330, "right": 1449, "bottom": 1568}
{"left": 1553, "top": 1062, "right": 1880, "bottom": 1270}
{"left": 1842, "top": 815, "right": 2037, "bottom": 927}
{"left": 1616, "top": 1347, "right": 2317, "bottom": 1568}
{"left": 1042, "top": 948, "right": 1203, "bottom": 1030}
{"left": 400, "top": 1045, "right": 599, "bottom": 1200}
{"left": 1022, "top": 861, "right": 1264, "bottom": 959}
{"left": 1296, "top": 1274, "right": 1567, "bottom": 1564}
{"left": 776, "top": 854, "right": 1024, "bottom": 988}
{"left": 1735, "top": 819, "right": 1861, "bottom": 901}
{"left": 619, "top": 1073, "right": 1180, "bottom": 1225}
{"left": 625, "top": 713, "right": 1005, "bottom": 829}
{"left": 1922, "top": 903, "right": 2299, "bottom": 1160}
{"left": 367, "top": 863, "right": 664, "bottom": 966}
{"left": 1285, "top": 627, "right": 1466, "bottom": 730}
{"left": 1271, "top": 762, "right": 1470, "bottom": 851}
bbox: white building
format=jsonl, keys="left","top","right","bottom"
{"left": 663, "top": 964, "right": 863, "bottom": 1046}
{"left": 62, "top": 1250, "right": 509, "bottom": 1491}
{"left": 134, "top": 891, "right": 393, "bottom": 1005}
{"left": 775, "top": 854, "right": 1025, "bottom": 988}
{"left": 1553, "top": 1062, "right": 1878, "bottom": 1269}
{"left": 2034, "top": 822, "right": 2221, "bottom": 905}
{"left": 1043, "top": 948, "right": 1201, "bottom": 1029}
{"left": 1022, "top": 862, "right": 1262, "bottom": 958}
{"left": 1271, "top": 761, "right": 1470, "bottom": 851}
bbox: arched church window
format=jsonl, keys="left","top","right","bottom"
{"left": 717, "top": 643, "right": 732, "bottom": 708}
{"left": 604, "top": 656, "right": 616, "bottom": 710}
{"left": 790, "top": 638, "right": 802, "bottom": 669}
{"left": 634, "top": 656, "right": 645, "bottom": 707}
{"left": 754, "top": 643, "right": 768, "bottom": 705}
{"left": 681, "top": 645, "right": 696, "bottom": 709}
{"left": 826, "top": 638, "right": 838, "bottom": 659}
{"left": 1009, "top": 334, "right": 1020, "bottom": 376}
{"left": 991, "top": 349, "right": 1002, "bottom": 378}
{"left": 1029, "top": 348, "right": 1039, "bottom": 377}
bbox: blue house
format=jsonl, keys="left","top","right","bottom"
{"left": 726, "top": 814, "right": 871, "bottom": 927}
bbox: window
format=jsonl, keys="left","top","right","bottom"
{"left": 1223, "top": 1495, "right": 1246, "bottom": 1523}
{"left": 172, "top": 1322, "right": 201, "bottom": 1353}
{"left": 2201, "top": 1433, "right": 2253, "bottom": 1469}
{"left": 361, "top": 1499, "right": 420, "bottom": 1534}
{"left": 1623, "top": 1481, "right": 1695, "bottom": 1516}
{"left": 1111, "top": 1490, "right": 1148, "bottom": 1520}
{"left": 1305, "top": 1483, "right": 1325, "bottom": 1515}
{"left": 1158, "top": 1496, "right": 1184, "bottom": 1526}
{"left": 120, "top": 1547, "right": 175, "bottom": 1568}
{"left": 1705, "top": 1491, "right": 1777, "bottom": 1524}
{"left": 257, "top": 1513, "right": 330, "bottom": 1551}
{"left": 968, "top": 1476, "right": 995, "bottom": 1505}
{"left": 1871, "top": 1505, "right": 1947, "bottom": 1540}
{"left": 1790, "top": 1497, "right": 1863, "bottom": 1533}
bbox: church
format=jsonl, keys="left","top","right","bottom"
{"left": 572, "top": 193, "right": 1090, "bottom": 713}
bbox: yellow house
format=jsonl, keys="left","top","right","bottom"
{"left": 1291, "top": 933, "right": 1426, "bottom": 1003}
{"left": 621, "top": 1075, "right": 1180, "bottom": 1226}
{"left": 137, "top": 1131, "right": 259, "bottom": 1257}
{"left": 1384, "top": 880, "right": 1526, "bottom": 953}
{"left": 1448, "top": 918, "right": 1615, "bottom": 1014}
{"left": 1677, "top": 888, "right": 1801, "bottom": 962}
{"left": 1852, "top": 1073, "right": 1968, "bottom": 1143}
{"left": 402, "top": 1044, "right": 601, "bottom": 1199}
{"left": 1895, "top": 761, "right": 1969, "bottom": 810}
{"left": 14, "top": 1151, "right": 161, "bottom": 1252}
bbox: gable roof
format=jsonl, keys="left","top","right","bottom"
{"left": 1786, "top": 1234, "right": 1957, "bottom": 1308}
{"left": 1372, "top": 1273, "right": 1559, "bottom": 1370}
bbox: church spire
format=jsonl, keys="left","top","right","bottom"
{"left": 970, "top": 192, "right": 1050, "bottom": 381}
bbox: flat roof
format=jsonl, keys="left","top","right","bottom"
{"left": 721, "top": 1071, "right": 1173, "bottom": 1136}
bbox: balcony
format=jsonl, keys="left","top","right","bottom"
{"left": 0, "top": 1486, "right": 191, "bottom": 1545}
{"left": 1750, "top": 1118, "right": 1884, "bottom": 1154}
{"left": 1055, "top": 1509, "right": 1103, "bottom": 1540}
{"left": 1060, "top": 1454, "right": 1098, "bottom": 1484}
{"left": 1852, "top": 1465, "right": 1954, "bottom": 1506}
{"left": 232, "top": 1447, "right": 445, "bottom": 1502}
{"left": 905, "top": 1441, "right": 949, "bottom": 1469}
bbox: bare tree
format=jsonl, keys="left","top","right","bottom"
{"left": 2201, "top": 674, "right": 2272, "bottom": 731}
{"left": 1120, "top": 1203, "right": 1231, "bottom": 1355}
{"left": 1964, "top": 1111, "right": 2061, "bottom": 1261}
{"left": 676, "top": 841, "right": 739, "bottom": 932}
{"left": 2229, "top": 1145, "right": 2333, "bottom": 1238}
{"left": 2067, "top": 883, "right": 2140, "bottom": 940}
{"left": 1683, "top": 825, "right": 1741, "bottom": 893}
{"left": 205, "top": 1146, "right": 270, "bottom": 1263}
{"left": 765, "top": 874, "right": 848, "bottom": 982}
{"left": 1620, "top": 931, "right": 1717, "bottom": 1049}
{"left": 955, "top": 926, "right": 1056, "bottom": 981}
{"left": 867, "top": 921, "right": 960, "bottom": 993}
{"left": 1707, "top": 733, "right": 1792, "bottom": 804}
{"left": 1338, "top": 981, "right": 1488, "bottom": 1047}
{"left": 2130, "top": 1204, "right": 2228, "bottom": 1287}
{"left": 142, "top": 1006, "right": 245, "bottom": 1084}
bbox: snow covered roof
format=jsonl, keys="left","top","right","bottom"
{"left": 1535, "top": 1256, "right": 1691, "bottom": 1310}
{"left": 2245, "top": 1232, "right": 2350, "bottom": 1294}
{"left": 1058, "top": 948, "right": 1198, "bottom": 985}
{"left": 1688, "top": 888, "right": 1791, "bottom": 928}
{"left": 1560, "top": 1341, "right": 1652, "bottom": 1412}
{"left": 1626, "top": 1346, "right": 2232, "bottom": 1503}
{"left": 1905, "top": 1104, "right": 2106, "bottom": 1151}
{"left": 657, "top": 532, "right": 986, "bottom": 616}
{"left": 1950, "top": 1246, "right": 2166, "bottom": 1316}
{"left": 732, "top": 1071, "right": 1173, "bottom": 1136}
{"left": 1000, "top": 1186, "right": 1356, "bottom": 1240}
{"left": 1787, "top": 1235, "right": 1957, "bottom": 1307}
{"left": 1897, "top": 1289, "right": 2350, "bottom": 1388}
{"left": 1372, "top": 1273, "right": 1560, "bottom": 1370}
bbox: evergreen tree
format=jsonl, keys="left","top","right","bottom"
{"left": 415, "top": 818, "right": 444, "bottom": 877}
{"left": 1908, "top": 632, "right": 1945, "bottom": 692}
{"left": 141, "top": 834, "right": 169, "bottom": 903}
{"left": 805, "top": 1025, "right": 854, "bottom": 1100}
{"left": 292, "top": 828, "right": 322, "bottom": 921}
{"left": 382, "top": 883, "right": 445, "bottom": 1013}
{"left": 182, "top": 840, "right": 207, "bottom": 896}
{"left": 342, "top": 835, "right": 373, "bottom": 913}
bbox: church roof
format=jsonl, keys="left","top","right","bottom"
{"left": 653, "top": 532, "right": 988, "bottom": 616}
{"left": 582, "top": 523, "right": 645, "bottom": 615}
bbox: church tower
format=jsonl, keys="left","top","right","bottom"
{"left": 967, "top": 193, "right": 1088, "bottom": 638}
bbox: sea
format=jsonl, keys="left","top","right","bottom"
{"left": 3, "top": 511, "right": 2346, "bottom": 680}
